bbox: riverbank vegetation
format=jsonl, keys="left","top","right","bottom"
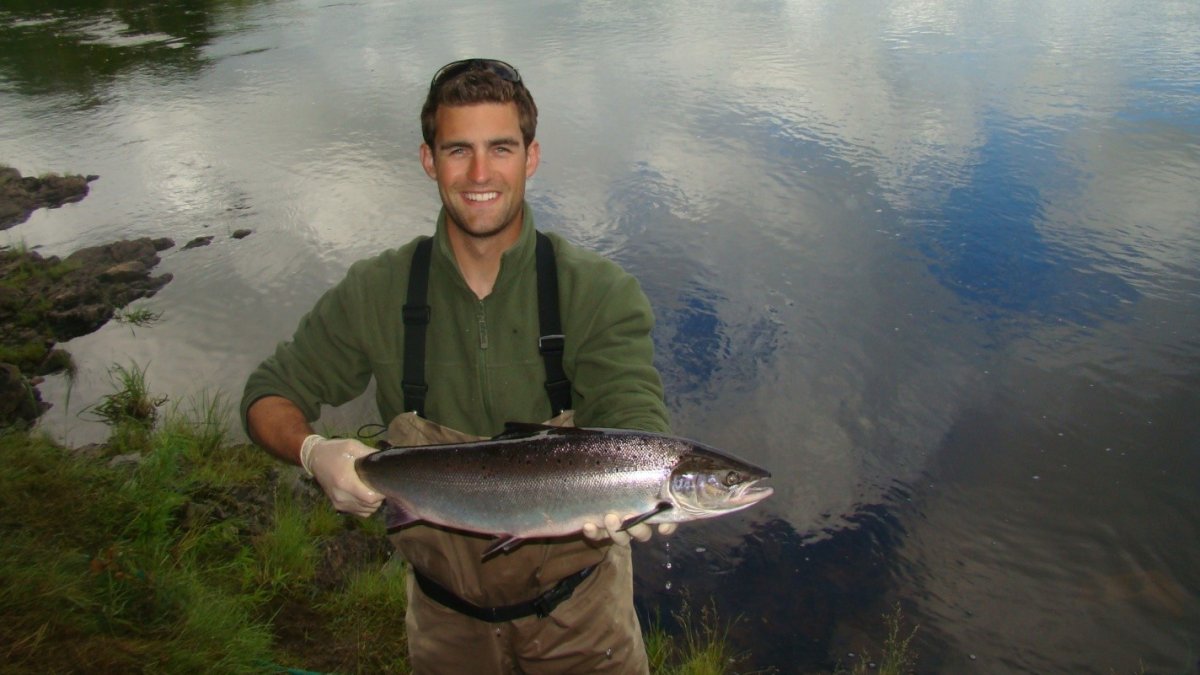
{"left": 0, "top": 368, "right": 759, "bottom": 674}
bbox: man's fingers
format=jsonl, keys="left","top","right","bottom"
{"left": 626, "top": 522, "right": 653, "bottom": 542}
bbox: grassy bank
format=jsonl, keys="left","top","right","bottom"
{"left": 1, "top": 370, "right": 758, "bottom": 674}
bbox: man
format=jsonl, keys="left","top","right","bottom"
{"left": 241, "top": 59, "right": 672, "bottom": 673}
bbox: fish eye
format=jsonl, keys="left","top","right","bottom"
{"left": 723, "top": 471, "right": 741, "bottom": 487}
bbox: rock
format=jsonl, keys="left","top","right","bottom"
{"left": 100, "top": 260, "right": 148, "bottom": 283}
{"left": 231, "top": 229, "right": 252, "bottom": 239}
{"left": 107, "top": 453, "right": 144, "bottom": 469}
{"left": 182, "top": 236, "right": 214, "bottom": 250}
{"left": 0, "top": 362, "right": 46, "bottom": 427}
{"left": 0, "top": 167, "right": 93, "bottom": 229}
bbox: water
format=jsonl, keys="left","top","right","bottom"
{"left": 3, "top": 1, "right": 1198, "bottom": 672}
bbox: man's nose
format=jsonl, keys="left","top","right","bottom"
{"left": 468, "top": 154, "right": 489, "bottom": 183}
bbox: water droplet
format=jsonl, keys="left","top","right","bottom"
{"left": 664, "top": 581, "right": 672, "bottom": 590}
{"left": 695, "top": 546, "right": 706, "bottom": 553}
{"left": 664, "top": 561, "right": 672, "bottom": 570}
{"left": 605, "top": 648, "right": 613, "bottom": 659}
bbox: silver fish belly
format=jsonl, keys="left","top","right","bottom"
{"left": 354, "top": 423, "right": 772, "bottom": 557}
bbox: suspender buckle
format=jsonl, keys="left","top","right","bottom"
{"left": 402, "top": 304, "right": 431, "bottom": 325}
{"left": 538, "top": 334, "right": 565, "bottom": 356}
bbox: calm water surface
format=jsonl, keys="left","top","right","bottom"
{"left": 2, "top": 1, "right": 1198, "bottom": 672}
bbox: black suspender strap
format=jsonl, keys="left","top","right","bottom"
{"left": 535, "top": 232, "right": 573, "bottom": 415}
{"left": 402, "top": 237, "right": 433, "bottom": 417}
{"left": 402, "top": 231, "right": 572, "bottom": 418}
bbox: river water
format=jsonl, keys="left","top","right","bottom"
{"left": 2, "top": 1, "right": 1197, "bottom": 672}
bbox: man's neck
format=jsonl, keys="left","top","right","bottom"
{"left": 447, "top": 219, "right": 523, "bottom": 299}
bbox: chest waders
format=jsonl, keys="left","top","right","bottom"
{"left": 398, "top": 230, "right": 591, "bottom": 622}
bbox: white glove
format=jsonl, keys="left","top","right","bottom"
{"left": 300, "top": 435, "right": 383, "bottom": 518}
{"left": 581, "top": 512, "right": 677, "bottom": 547}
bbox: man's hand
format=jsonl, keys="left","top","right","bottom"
{"left": 581, "top": 513, "right": 677, "bottom": 547}
{"left": 301, "top": 435, "right": 383, "bottom": 517}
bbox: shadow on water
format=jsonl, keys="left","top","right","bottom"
{"left": 0, "top": 0, "right": 267, "bottom": 99}
{"left": 634, "top": 492, "right": 912, "bottom": 674}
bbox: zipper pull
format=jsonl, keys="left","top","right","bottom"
{"left": 477, "top": 310, "right": 489, "bottom": 350}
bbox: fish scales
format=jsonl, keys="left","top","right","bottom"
{"left": 355, "top": 425, "right": 773, "bottom": 554}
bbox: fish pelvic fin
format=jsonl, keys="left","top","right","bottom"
{"left": 481, "top": 534, "right": 525, "bottom": 560}
{"left": 384, "top": 501, "right": 420, "bottom": 531}
{"left": 619, "top": 501, "right": 673, "bottom": 531}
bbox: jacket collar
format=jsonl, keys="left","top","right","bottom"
{"left": 433, "top": 203, "right": 537, "bottom": 298}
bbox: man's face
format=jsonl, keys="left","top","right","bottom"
{"left": 420, "top": 102, "right": 540, "bottom": 242}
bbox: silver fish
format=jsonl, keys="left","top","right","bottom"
{"left": 355, "top": 423, "right": 773, "bottom": 558}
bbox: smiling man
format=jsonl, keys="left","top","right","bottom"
{"left": 241, "top": 59, "right": 672, "bottom": 673}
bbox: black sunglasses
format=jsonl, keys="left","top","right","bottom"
{"left": 430, "top": 58, "right": 522, "bottom": 89}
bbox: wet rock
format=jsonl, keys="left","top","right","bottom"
{"left": 100, "top": 260, "right": 148, "bottom": 283}
{"left": 182, "top": 236, "right": 214, "bottom": 250}
{"left": 0, "top": 362, "right": 46, "bottom": 427}
{"left": 0, "top": 166, "right": 95, "bottom": 229}
{"left": 0, "top": 236, "right": 175, "bottom": 421}
{"left": 231, "top": 229, "right": 252, "bottom": 239}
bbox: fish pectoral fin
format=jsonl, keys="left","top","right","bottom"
{"left": 619, "top": 501, "right": 673, "bottom": 531}
{"left": 481, "top": 534, "right": 525, "bottom": 560}
{"left": 492, "top": 422, "right": 601, "bottom": 440}
{"left": 384, "top": 501, "right": 420, "bottom": 530}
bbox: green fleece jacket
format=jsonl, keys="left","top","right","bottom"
{"left": 241, "top": 206, "right": 669, "bottom": 437}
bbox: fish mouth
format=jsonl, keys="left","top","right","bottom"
{"left": 729, "top": 479, "right": 774, "bottom": 507}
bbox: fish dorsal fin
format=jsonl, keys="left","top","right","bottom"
{"left": 491, "top": 422, "right": 600, "bottom": 441}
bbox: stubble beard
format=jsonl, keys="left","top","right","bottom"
{"left": 444, "top": 198, "right": 523, "bottom": 242}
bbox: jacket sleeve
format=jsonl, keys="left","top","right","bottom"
{"left": 240, "top": 264, "right": 374, "bottom": 434}
{"left": 567, "top": 271, "right": 671, "bottom": 434}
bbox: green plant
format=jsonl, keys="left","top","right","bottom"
{"left": 252, "top": 487, "right": 320, "bottom": 592}
{"left": 839, "top": 603, "right": 918, "bottom": 675}
{"left": 81, "top": 362, "right": 167, "bottom": 429}
{"left": 645, "top": 599, "right": 742, "bottom": 675}
{"left": 113, "top": 306, "right": 162, "bottom": 335}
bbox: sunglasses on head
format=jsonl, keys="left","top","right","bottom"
{"left": 430, "top": 58, "right": 522, "bottom": 89}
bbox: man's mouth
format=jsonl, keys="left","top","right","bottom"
{"left": 463, "top": 191, "right": 499, "bottom": 203}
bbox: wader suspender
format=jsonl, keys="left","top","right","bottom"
{"left": 401, "top": 232, "right": 573, "bottom": 418}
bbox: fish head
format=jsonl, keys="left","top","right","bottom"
{"left": 664, "top": 444, "right": 773, "bottom": 521}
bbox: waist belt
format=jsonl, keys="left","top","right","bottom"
{"left": 412, "top": 564, "right": 597, "bottom": 623}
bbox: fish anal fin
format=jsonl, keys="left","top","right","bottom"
{"left": 619, "top": 501, "right": 673, "bottom": 531}
{"left": 384, "top": 501, "right": 420, "bottom": 530}
{"left": 481, "top": 534, "right": 525, "bottom": 560}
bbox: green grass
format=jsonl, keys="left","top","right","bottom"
{"left": 837, "top": 603, "right": 918, "bottom": 675}
{"left": 79, "top": 362, "right": 168, "bottom": 437}
{"left": 1, "top": 366, "right": 745, "bottom": 674}
{"left": 113, "top": 306, "right": 163, "bottom": 335}
{"left": 646, "top": 600, "right": 742, "bottom": 675}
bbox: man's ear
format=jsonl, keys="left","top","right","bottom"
{"left": 420, "top": 144, "right": 436, "bottom": 179}
{"left": 525, "top": 139, "right": 540, "bottom": 178}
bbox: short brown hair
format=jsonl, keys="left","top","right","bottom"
{"left": 421, "top": 65, "right": 538, "bottom": 148}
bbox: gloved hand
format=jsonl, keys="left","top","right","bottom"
{"left": 581, "top": 513, "right": 677, "bottom": 547}
{"left": 300, "top": 435, "right": 383, "bottom": 517}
